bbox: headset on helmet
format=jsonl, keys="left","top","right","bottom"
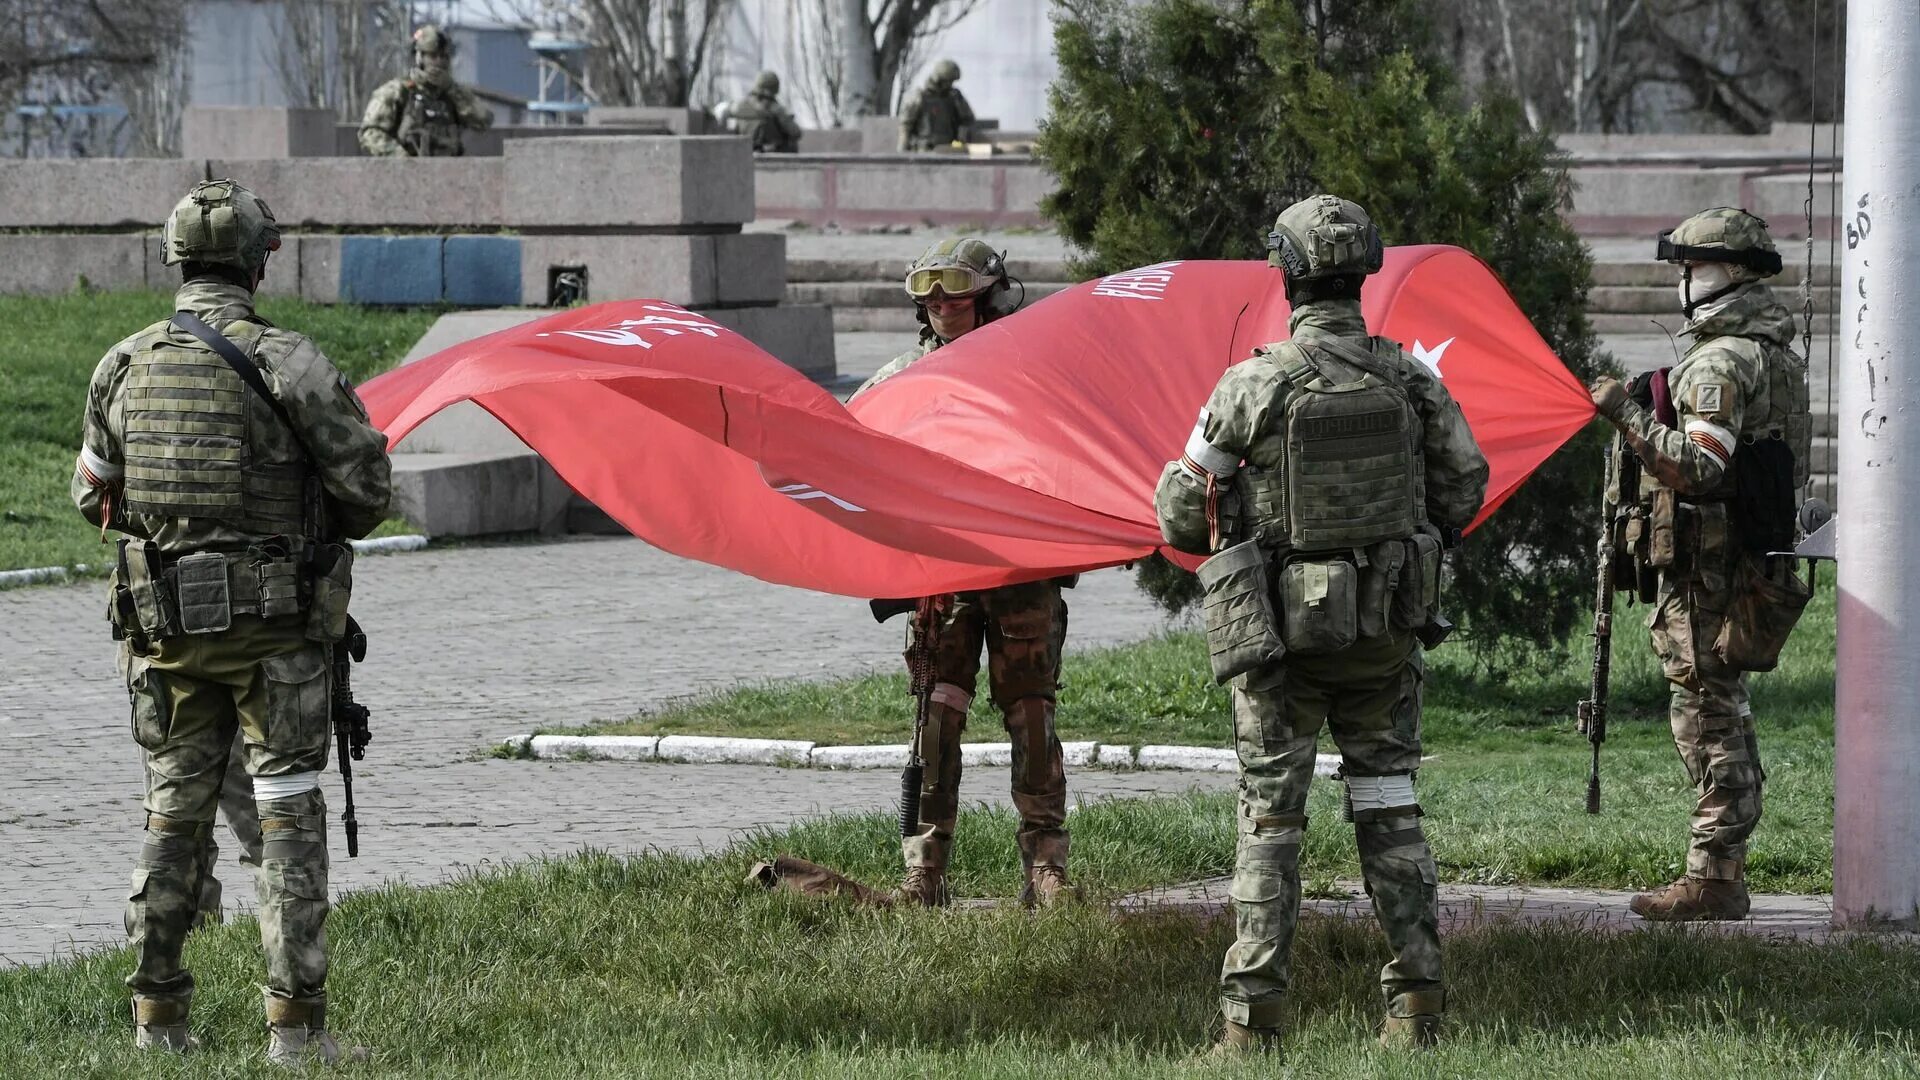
{"left": 161, "top": 179, "right": 281, "bottom": 273}
{"left": 1264, "top": 194, "right": 1384, "bottom": 281}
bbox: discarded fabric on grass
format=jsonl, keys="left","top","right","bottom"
{"left": 358, "top": 248, "right": 1594, "bottom": 597}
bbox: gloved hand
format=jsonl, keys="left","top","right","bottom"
{"left": 1589, "top": 377, "right": 1630, "bottom": 419}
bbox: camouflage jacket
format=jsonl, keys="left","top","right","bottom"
{"left": 1611, "top": 284, "right": 1810, "bottom": 499}
{"left": 852, "top": 330, "right": 944, "bottom": 399}
{"left": 723, "top": 92, "right": 802, "bottom": 153}
{"left": 359, "top": 72, "right": 492, "bottom": 158}
{"left": 72, "top": 279, "right": 393, "bottom": 551}
{"left": 898, "top": 87, "right": 975, "bottom": 151}
{"left": 1154, "top": 299, "right": 1489, "bottom": 555}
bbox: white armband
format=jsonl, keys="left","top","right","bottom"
{"left": 1684, "top": 419, "right": 1736, "bottom": 468}
{"left": 1346, "top": 774, "right": 1418, "bottom": 812}
{"left": 77, "top": 444, "right": 121, "bottom": 487}
{"left": 1179, "top": 410, "right": 1240, "bottom": 478}
{"left": 253, "top": 770, "right": 322, "bottom": 801}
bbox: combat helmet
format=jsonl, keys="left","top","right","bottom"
{"left": 1265, "top": 195, "right": 1384, "bottom": 281}
{"left": 161, "top": 179, "right": 281, "bottom": 273}
{"left": 1657, "top": 207, "right": 1783, "bottom": 280}
{"left": 753, "top": 71, "right": 781, "bottom": 97}
{"left": 412, "top": 24, "right": 453, "bottom": 59}
{"left": 904, "top": 237, "right": 1021, "bottom": 322}
{"left": 929, "top": 59, "right": 961, "bottom": 88}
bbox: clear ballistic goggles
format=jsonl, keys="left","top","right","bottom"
{"left": 1655, "top": 231, "right": 1783, "bottom": 275}
{"left": 905, "top": 264, "right": 988, "bottom": 299}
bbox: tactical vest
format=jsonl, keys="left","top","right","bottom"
{"left": 1243, "top": 339, "right": 1424, "bottom": 554}
{"left": 120, "top": 320, "right": 310, "bottom": 534}
{"left": 1731, "top": 335, "right": 1813, "bottom": 492}
{"left": 725, "top": 98, "right": 781, "bottom": 151}
{"left": 398, "top": 84, "right": 460, "bottom": 157}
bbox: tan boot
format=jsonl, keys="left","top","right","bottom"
{"left": 132, "top": 997, "right": 197, "bottom": 1053}
{"left": 1629, "top": 876, "right": 1750, "bottom": 921}
{"left": 1200, "top": 1020, "right": 1283, "bottom": 1059}
{"left": 1380, "top": 990, "right": 1444, "bottom": 1050}
{"left": 264, "top": 996, "right": 370, "bottom": 1068}
{"left": 1021, "top": 865, "right": 1077, "bottom": 908}
{"left": 896, "top": 865, "right": 950, "bottom": 908}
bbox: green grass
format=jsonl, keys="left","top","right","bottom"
{"left": 0, "top": 290, "right": 438, "bottom": 574}
{"left": 551, "top": 590, "right": 1837, "bottom": 895}
{"left": 1, "top": 796, "right": 1910, "bottom": 1079}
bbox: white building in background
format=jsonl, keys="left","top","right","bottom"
{"left": 716, "top": 0, "right": 1057, "bottom": 131}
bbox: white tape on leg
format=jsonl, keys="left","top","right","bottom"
{"left": 1346, "top": 774, "right": 1417, "bottom": 812}
{"left": 252, "top": 771, "right": 320, "bottom": 801}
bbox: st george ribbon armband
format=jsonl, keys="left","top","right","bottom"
{"left": 1178, "top": 409, "right": 1240, "bottom": 479}
{"left": 77, "top": 445, "right": 121, "bottom": 488}
{"left": 1684, "top": 418, "right": 1736, "bottom": 469}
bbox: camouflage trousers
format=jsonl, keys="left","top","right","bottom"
{"left": 192, "top": 735, "right": 265, "bottom": 925}
{"left": 902, "top": 580, "right": 1069, "bottom": 874}
{"left": 121, "top": 614, "right": 335, "bottom": 1013}
{"left": 1222, "top": 629, "right": 1441, "bottom": 1029}
{"left": 1650, "top": 566, "right": 1764, "bottom": 882}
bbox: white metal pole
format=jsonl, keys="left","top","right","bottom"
{"left": 1834, "top": 0, "right": 1920, "bottom": 929}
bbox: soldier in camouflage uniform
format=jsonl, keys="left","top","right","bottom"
{"left": 1590, "top": 208, "right": 1812, "bottom": 922}
{"left": 853, "top": 238, "right": 1070, "bottom": 908}
{"left": 717, "top": 71, "right": 803, "bottom": 153}
{"left": 898, "top": 59, "right": 975, "bottom": 151}
{"left": 359, "top": 25, "right": 493, "bottom": 158}
{"left": 74, "top": 179, "right": 392, "bottom": 1065}
{"left": 1155, "top": 196, "right": 1488, "bottom": 1054}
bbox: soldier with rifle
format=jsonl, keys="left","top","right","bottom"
{"left": 856, "top": 238, "right": 1074, "bottom": 909}
{"left": 1587, "top": 208, "right": 1813, "bottom": 922}
{"left": 73, "top": 179, "right": 392, "bottom": 1064}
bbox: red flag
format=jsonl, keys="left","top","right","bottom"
{"left": 358, "top": 247, "right": 1593, "bottom": 597}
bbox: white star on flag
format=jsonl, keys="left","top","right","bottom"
{"left": 1411, "top": 337, "right": 1454, "bottom": 376}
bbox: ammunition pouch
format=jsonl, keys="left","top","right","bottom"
{"left": 1279, "top": 555, "right": 1359, "bottom": 655}
{"left": 1729, "top": 436, "right": 1798, "bottom": 555}
{"left": 1713, "top": 554, "right": 1811, "bottom": 672}
{"left": 1391, "top": 528, "right": 1444, "bottom": 634}
{"left": 1197, "top": 540, "right": 1285, "bottom": 684}
{"left": 304, "top": 543, "right": 355, "bottom": 643}
{"left": 108, "top": 540, "right": 312, "bottom": 642}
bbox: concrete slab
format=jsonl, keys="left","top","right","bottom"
{"left": 837, "top": 163, "right": 998, "bottom": 212}
{"left": 713, "top": 231, "right": 787, "bottom": 304}
{"left": 444, "top": 235, "right": 523, "bottom": 307}
{"left": 518, "top": 234, "right": 718, "bottom": 307}
{"left": 0, "top": 159, "right": 204, "bottom": 228}
{"left": 182, "top": 106, "right": 337, "bottom": 160}
{"left": 589, "top": 106, "right": 715, "bottom": 135}
{"left": 210, "top": 157, "right": 503, "bottom": 228}
{"left": 502, "top": 136, "right": 753, "bottom": 228}
{"left": 698, "top": 303, "right": 837, "bottom": 380}
{"left": 388, "top": 450, "right": 571, "bottom": 537}
{"left": 296, "top": 233, "right": 342, "bottom": 303}
{"left": 339, "top": 236, "right": 443, "bottom": 305}
{"left": 0, "top": 234, "right": 148, "bottom": 295}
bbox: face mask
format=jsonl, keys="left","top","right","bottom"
{"left": 1679, "top": 261, "right": 1736, "bottom": 313}
{"left": 416, "top": 54, "right": 452, "bottom": 87}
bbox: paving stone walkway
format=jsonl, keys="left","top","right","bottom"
{"left": 0, "top": 538, "right": 1221, "bottom": 966}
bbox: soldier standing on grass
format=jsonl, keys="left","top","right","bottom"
{"left": 73, "top": 179, "right": 392, "bottom": 1065}
{"left": 1155, "top": 195, "right": 1488, "bottom": 1054}
{"left": 853, "top": 237, "right": 1075, "bottom": 909}
{"left": 898, "top": 59, "right": 975, "bottom": 151}
{"left": 360, "top": 24, "right": 493, "bottom": 158}
{"left": 1589, "top": 208, "right": 1813, "bottom": 922}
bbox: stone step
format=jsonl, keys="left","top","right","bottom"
{"left": 787, "top": 279, "right": 1075, "bottom": 309}
{"left": 786, "top": 255, "right": 1077, "bottom": 284}
{"left": 831, "top": 306, "right": 921, "bottom": 333}
{"left": 1589, "top": 313, "right": 1835, "bottom": 335}
{"left": 1589, "top": 285, "right": 1836, "bottom": 315}
{"left": 1590, "top": 261, "right": 1841, "bottom": 288}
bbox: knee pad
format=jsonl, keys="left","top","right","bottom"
{"left": 258, "top": 788, "right": 327, "bottom": 862}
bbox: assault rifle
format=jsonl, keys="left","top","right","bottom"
{"left": 1578, "top": 426, "right": 1640, "bottom": 815}
{"left": 333, "top": 616, "right": 372, "bottom": 856}
{"left": 872, "top": 597, "right": 942, "bottom": 838}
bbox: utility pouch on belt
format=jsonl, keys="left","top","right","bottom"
{"left": 1280, "top": 557, "right": 1357, "bottom": 655}
{"left": 1393, "top": 529, "right": 1443, "bottom": 632}
{"left": 1648, "top": 488, "right": 1679, "bottom": 568}
{"left": 1356, "top": 539, "right": 1404, "bottom": 639}
{"left": 173, "top": 552, "right": 232, "bottom": 634}
{"left": 253, "top": 549, "right": 305, "bottom": 619}
{"left": 118, "top": 538, "right": 179, "bottom": 640}
{"left": 1197, "top": 540, "right": 1286, "bottom": 684}
{"left": 1713, "top": 555, "right": 1812, "bottom": 672}
{"left": 305, "top": 542, "right": 355, "bottom": 643}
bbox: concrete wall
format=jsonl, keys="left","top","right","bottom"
{"left": 755, "top": 154, "right": 1049, "bottom": 229}
{"left": 182, "top": 107, "right": 338, "bottom": 160}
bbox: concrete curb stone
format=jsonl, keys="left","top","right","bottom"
{"left": 658, "top": 735, "right": 814, "bottom": 766}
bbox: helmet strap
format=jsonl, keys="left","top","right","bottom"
{"left": 1680, "top": 264, "right": 1741, "bottom": 319}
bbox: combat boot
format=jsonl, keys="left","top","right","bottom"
{"left": 897, "top": 865, "right": 951, "bottom": 907}
{"left": 1629, "top": 876, "right": 1750, "bottom": 921}
{"left": 1380, "top": 990, "right": 1444, "bottom": 1050}
{"left": 132, "top": 997, "right": 197, "bottom": 1053}
{"left": 264, "top": 996, "right": 369, "bottom": 1068}
{"left": 1200, "top": 1020, "right": 1283, "bottom": 1060}
{"left": 1021, "top": 865, "right": 1077, "bottom": 908}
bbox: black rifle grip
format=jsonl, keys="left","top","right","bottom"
{"left": 899, "top": 764, "right": 923, "bottom": 838}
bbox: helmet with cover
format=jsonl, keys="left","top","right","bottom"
{"left": 929, "top": 59, "right": 961, "bottom": 88}
{"left": 1265, "top": 194, "right": 1383, "bottom": 282}
{"left": 161, "top": 179, "right": 282, "bottom": 273}
{"left": 753, "top": 70, "right": 780, "bottom": 96}
{"left": 1657, "top": 207, "right": 1782, "bottom": 317}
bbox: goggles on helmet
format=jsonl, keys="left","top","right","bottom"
{"left": 905, "top": 264, "right": 989, "bottom": 300}
{"left": 1655, "top": 231, "right": 1783, "bottom": 276}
